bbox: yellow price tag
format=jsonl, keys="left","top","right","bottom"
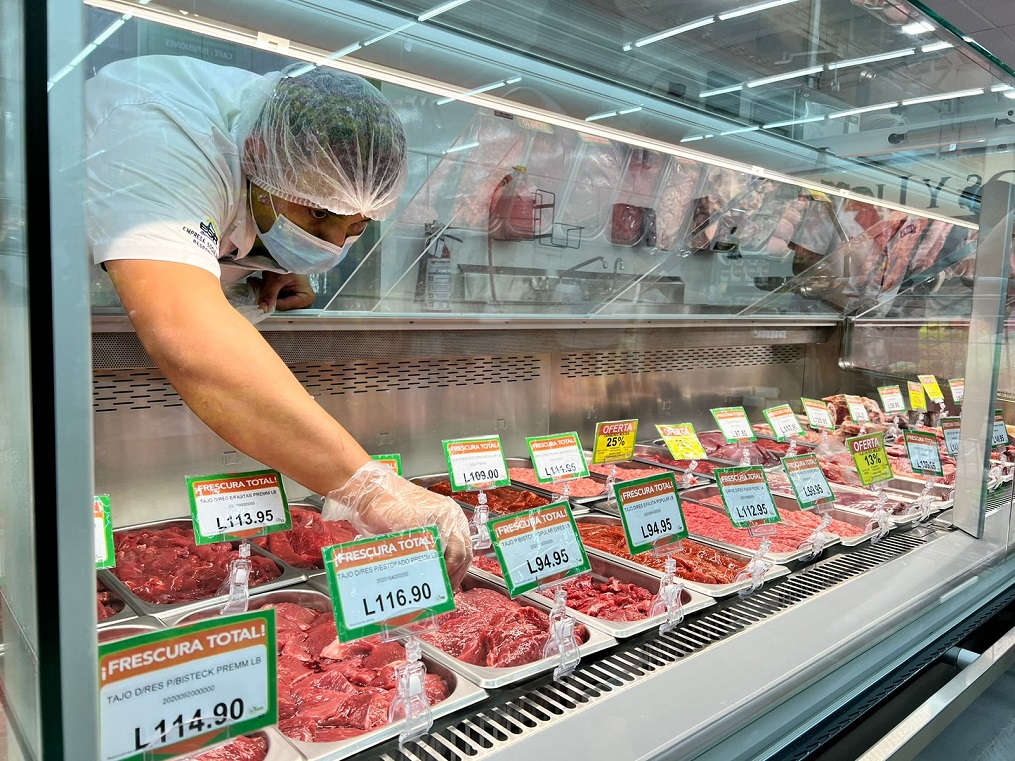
{"left": 907, "top": 381, "right": 927, "bottom": 412}
{"left": 592, "top": 419, "right": 638, "bottom": 464}
{"left": 847, "top": 433, "right": 893, "bottom": 486}
{"left": 656, "top": 423, "right": 707, "bottom": 460}
{"left": 918, "top": 374, "right": 945, "bottom": 404}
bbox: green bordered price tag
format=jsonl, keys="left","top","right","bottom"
{"left": 614, "top": 473, "right": 688, "bottom": 555}
{"left": 782, "top": 454, "right": 834, "bottom": 510}
{"left": 941, "top": 417, "right": 961, "bottom": 456}
{"left": 488, "top": 502, "right": 590, "bottom": 596}
{"left": 992, "top": 411, "right": 1010, "bottom": 449}
{"left": 844, "top": 394, "right": 870, "bottom": 423}
{"left": 94, "top": 495, "right": 115, "bottom": 570}
{"left": 714, "top": 466, "right": 781, "bottom": 529}
{"left": 762, "top": 404, "right": 804, "bottom": 441}
{"left": 592, "top": 419, "right": 638, "bottom": 464}
{"left": 656, "top": 423, "right": 707, "bottom": 460}
{"left": 371, "top": 453, "right": 402, "bottom": 475}
{"left": 904, "top": 430, "right": 943, "bottom": 476}
{"left": 526, "top": 432, "right": 589, "bottom": 483}
{"left": 442, "top": 435, "right": 510, "bottom": 491}
{"left": 324, "top": 526, "right": 456, "bottom": 641}
{"left": 186, "top": 470, "right": 291, "bottom": 546}
{"left": 99, "top": 610, "right": 277, "bottom": 761}
{"left": 801, "top": 398, "right": 835, "bottom": 430}
{"left": 847, "top": 433, "right": 893, "bottom": 486}
{"left": 919, "top": 374, "right": 945, "bottom": 404}
{"left": 877, "top": 385, "right": 906, "bottom": 414}
{"left": 710, "top": 407, "right": 756, "bottom": 443}
{"left": 908, "top": 381, "right": 927, "bottom": 412}
{"left": 948, "top": 379, "right": 964, "bottom": 405}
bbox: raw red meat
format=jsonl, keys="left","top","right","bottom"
{"left": 97, "top": 581, "right": 122, "bottom": 621}
{"left": 690, "top": 167, "right": 751, "bottom": 249}
{"left": 112, "top": 525, "right": 280, "bottom": 605}
{"left": 909, "top": 220, "right": 953, "bottom": 274}
{"left": 588, "top": 463, "right": 675, "bottom": 482}
{"left": 822, "top": 394, "right": 887, "bottom": 426}
{"left": 697, "top": 431, "right": 727, "bottom": 454}
{"left": 883, "top": 216, "right": 931, "bottom": 291}
{"left": 471, "top": 554, "right": 503, "bottom": 575}
{"left": 890, "top": 455, "right": 957, "bottom": 485}
{"left": 753, "top": 424, "right": 827, "bottom": 445}
{"left": 507, "top": 467, "right": 604, "bottom": 497}
{"left": 636, "top": 454, "right": 719, "bottom": 475}
{"left": 192, "top": 735, "right": 267, "bottom": 761}
{"left": 427, "top": 480, "right": 550, "bottom": 514}
{"left": 265, "top": 506, "right": 358, "bottom": 569}
{"left": 838, "top": 210, "right": 909, "bottom": 296}
{"left": 685, "top": 498, "right": 863, "bottom": 547}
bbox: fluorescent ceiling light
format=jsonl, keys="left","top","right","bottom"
{"left": 701, "top": 84, "right": 743, "bottom": 98}
{"left": 442, "top": 141, "right": 479, "bottom": 154}
{"left": 417, "top": 0, "right": 472, "bottom": 22}
{"left": 1006, "top": 91, "right": 1015, "bottom": 100}
{"left": 285, "top": 42, "right": 362, "bottom": 76}
{"left": 680, "top": 134, "right": 714, "bottom": 142}
{"left": 828, "top": 102, "right": 897, "bottom": 119}
{"left": 826, "top": 48, "right": 915, "bottom": 70}
{"left": 763, "top": 115, "right": 825, "bottom": 129}
{"left": 363, "top": 21, "right": 416, "bottom": 47}
{"left": 719, "top": 0, "right": 798, "bottom": 21}
{"left": 624, "top": 16, "right": 714, "bottom": 50}
{"left": 901, "top": 88, "right": 985, "bottom": 106}
{"left": 921, "top": 41, "right": 953, "bottom": 53}
{"left": 901, "top": 20, "right": 935, "bottom": 35}
{"left": 990, "top": 84, "right": 1014, "bottom": 93}
{"left": 720, "top": 125, "right": 761, "bottom": 136}
{"left": 747, "top": 65, "right": 822, "bottom": 88}
{"left": 435, "top": 76, "right": 522, "bottom": 105}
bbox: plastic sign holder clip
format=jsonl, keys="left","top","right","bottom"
{"left": 542, "top": 586, "right": 580, "bottom": 680}
{"left": 864, "top": 484, "right": 893, "bottom": 543}
{"left": 219, "top": 541, "right": 252, "bottom": 615}
{"left": 800, "top": 511, "right": 833, "bottom": 561}
{"left": 388, "top": 635, "right": 433, "bottom": 745}
{"left": 650, "top": 556, "right": 685, "bottom": 635}
{"left": 469, "top": 490, "right": 491, "bottom": 550}
{"left": 735, "top": 537, "right": 774, "bottom": 597}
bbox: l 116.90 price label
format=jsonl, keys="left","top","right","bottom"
{"left": 801, "top": 398, "right": 835, "bottom": 431}
{"left": 782, "top": 454, "right": 834, "bottom": 510}
{"left": 904, "top": 430, "right": 943, "bottom": 476}
{"left": 711, "top": 407, "right": 756, "bottom": 443}
{"left": 877, "top": 385, "right": 906, "bottom": 414}
{"left": 714, "top": 467, "right": 781, "bottom": 529}
{"left": 98, "top": 610, "right": 276, "bottom": 761}
{"left": 614, "top": 473, "right": 688, "bottom": 555}
{"left": 186, "top": 470, "right": 291, "bottom": 545}
{"left": 762, "top": 404, "right": 803, "bottom": 441}
{"left": 94, "top": 495, "right": 115, "bottom": 570}
{"left": 941, "top": 417, "right": 961, "bottom": 456}
{"left": 488, "top": 502, "right": 590, "bottom": 596}
{"left": 443, "top": 436, "right": 511, "bottom": 491}
{"left": 526, "top": 432, "right": 589, "bottom": 483}
{"left": 656, "top": 423, "right": 707, "bottom": 460}
{"left": 992, "top": 411, "right": 1010, "bottom": 448}
{"left": 591, "top": 419, "right": 638, "bottom": 464}
{"left": 324, "top": 526, "right": 456, "bottom": 641}
{"left": 847, "top": 433, "right": 893, "bottom": 486}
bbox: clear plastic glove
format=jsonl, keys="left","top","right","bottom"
{"left": 323, "top": 461, "right": 472, "bottom": 588}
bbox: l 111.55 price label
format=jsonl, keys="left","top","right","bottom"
{"left": 443, "top": 436, "right": 511, "bottom": 491}
{"left": 591, "top": 419, "right": 638, "bottom": 464}
{"left": 526, "top": 432, "right": 589, "bottom": 483}
{"left": 324, "top": 527, "right": 456, "bottom": 642}
{"left": 847, "top": 433, "right": 893, "bottom": 486}
{"left": 94, "top": 495, "right": 115, "bottom": 570}
{"left": 782, "top": 454, "right": 834, "bottom": 510}
{"left": 714, "top": 467, "right": 781, "bottom": 529}
{"left": 488, "top": 502, "right": 590, "bottom": 596}
{"left": 904, "top": 430, "right": 943, "bottom": 476}
{"left": 877, "top": 385, "right": 906, "bottom": 414}
{"left": 186, "top": 470, "right": 291, "bottom": 545}
{"left": 99, "top": 610, "right": 276, "bottom": 761}
{"left": 656, "top": 423, "right": 707, "bottom": 460}
{"left": 762, "top": 404, "right": 803, "bottom": 441}
{"left": 711, "top": 407, "right": 756, "bottom": 443}
{"left": 941, "top": 417, "right": 961, "bottom": 456}
{"left": 992, "top": 411, "right": 1010, "bottom": 449}
{"left": 615, "top": 473, "right": 688, "bottom": 555}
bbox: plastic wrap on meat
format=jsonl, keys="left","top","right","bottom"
{"left": 822, "top": 394, "right": 886, "bottom": 426}
{"left": 192, "top": 736, "right": 268, "bottom": 761}
{"left": 266, "top": 506, "right": 358, "bottom": 569}
{"left": 792, "top": 199, "right": 839, "bottom": 258}
{"left": 837, "top": 210, "right": 909, "bottom": 296}
{"left": 427, "top": 480, "right": 551, "bottom": 514}
{"left": 655, "top": 157, "right": 702, "bottom": 250}
{"left": 908, "top": 220, "right": 954, "bottom": 275}
{"left": 507, "top": 467, "right": 605, "bottom": 497}
{"left": 617, "top": 148, "right": 665, "bottom": 207}
{"left": 739, "top": 186, "right": 807, "bottom": 253}
{"left": 561, "top": 136, "right": 626, "bottom": 238}
{"left": 890, "top": 455, "right": 956, "bottom": 485}
{"left": 451, "top": 114, "right": 528, "bottom": 230}
{"left": 690, "top": 167, "right": 752, "bottom": 249}
{"left": 882, "top": 216, "right": 931, "bottom": 292}
{"left": 523, "top": 128, "right": 573, "bottom": 204}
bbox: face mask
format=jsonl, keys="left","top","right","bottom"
{"left": 252, "top": 192, "right": 359, "bottom": 274}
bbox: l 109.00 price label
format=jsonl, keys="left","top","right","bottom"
{"left": 714, "top": 467, "right": 781, "bottom": 529}
{"left": 904, "top": 430, "right": 943, "bottom": 476}
{"left": 992, "top": 411, "right": 1010, "bottom": 449}
{"left": 762, "top": 404, "right": 803, "bottom": 441}
{"left": 908, "top": 381, "right": 927, "bottom": 412}
{"left": 94, "top": 495, "right": 115, "bottom": 569}
{"left": 526, "top": 432, "right": 589, "bottom": 483}
{"left": 847, "top": 433, "right": 893, "bottom": 486}
{"left": 324, "top": 527, "right": 456, "bottom": 641}
{"left": 711, "top": 407, "right": 756, "bottom": 443}
{"left": 591, "top": 419, "right": 638, "bottom": 464}
{"left": 782, "top": 454, "right": 834, "bottom": 510}
{"left": 443, "top": 436, "right": 511, "bottom": 491}
{"left": 99, "top": 610, "right": 276, "bottom": 761}
{"left": 488, "top": 502, "right": 590, "bottom": 596}
{"left": 615, "top": 473, "right": 688, "bottom": 555}
{"left": 801, "top": 398, "right": 835, "bottom": 431}
{"left": 941, "top": 417, "right": 961, "bottom": 456}
{"left": 186, "top": 470, "right": 291, "bottom": 545}
{"left": 656, "top": 423, "right": 707, "bottom": 460}
{"left": 877, "top": 385, "right": 906, "bottom": 414}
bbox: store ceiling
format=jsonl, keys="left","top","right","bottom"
{"left": 919, "top": 0, "right": 1015, "bottom": 70}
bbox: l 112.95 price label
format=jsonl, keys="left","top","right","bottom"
{"left": 615, "top": 473, "right": 688, "bottom": 555}
{"left": 526, "top": 432, "right": 589, "bottom": 483}
{"left": 714, "top": 467, "right": 781, "bottom": 529}
{"left": 762, "top": 404, "right": 803, "bottom": 441}
{"left": 782, "top": 454, "right": 834, "bottom": 510}
{"left": 488, "top": 502, "right": 590, "bottom": 596}
{"left": 94, "top": 495, "right": 115, "bottom": 570}
{"left": 324, "top": 526, "right": 456, "bottom": 641}
{"left": 443, "top": 435, "right": 511, "bottom": 491}
{"left": 904, "top": 430, "right": 943, "bottom": 476}
{"left": 186, "top": 470, "right": 291, "bottom": 545}
{"left": 711, "top": 407, "right": 756, "bottom": 443}
{"left": 847, "top": 433, "right": 893, "bottom": 486}
{"left": 591, "top": 419, "right": 638, "bottom": 464}
{"left": 98, "top": 610, "right": 276, "bottom": 761}
{"left": 992, "top": 411, "right": 1010, "bottom": 448}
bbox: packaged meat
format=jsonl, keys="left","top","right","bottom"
{"left": 265, "top": 506, "right": 358, "bottom": 570}
{"left": 610, "top": 148, "right": 666, "bottom": 246}
{"left": 489, "top": 165, "right": 537, "bottom": 241}
{"left": 560, "top": 134, "right": 627, "bottom": 239}
{"left": 610, "top": 202, "right": 644, "bottom": 246}
{"left": 192, "top": 735, "right": 267, "bottom": 761}
{"left": 655, "top": 157, "right": 703, "bottom": 251}
{"left": 791, "top": 196, "right": 841, "bottom": 260}
{"left": 908, "top": 220, "right": 956, "bottom": 275}
{"left": 690, "top": 167, "right": 752, "bottom": 249}
{"left": 450, "top": 113, "right": 530, "bottom": 230}
{"left": 426, "top": 479, "right": 551, "bottom": 514}
{"left": 737, "top": 184, "right": 807, "bottom": 254}
{"left": 507, "top": 466, "right": 605, "bottom": 497}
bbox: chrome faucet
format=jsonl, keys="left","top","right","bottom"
{"left": 611, "top": 257, "right": 625, "bottom": 293}
{"left": 559, "top": 256, "right": 608, "bottom": 278}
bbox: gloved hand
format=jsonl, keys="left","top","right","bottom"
{"left": 323, "top": 461, "right": 472, "bottom": 589}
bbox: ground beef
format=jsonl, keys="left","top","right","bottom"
{"left": 507, "top": 467, "right": 605, "bottom": 497}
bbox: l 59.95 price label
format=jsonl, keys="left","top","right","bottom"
{"left": 186, "top": 469, "right": 291, "bottom": 545}
{"left": 714, "top": 467, "right": 781, "bottom": 529}
{"left": 526, "top": 432, "right": 589, "bottom": 483}
{"left": 98, "top": 610, "right": 276, "bottom": 761}
{"left": 782, "top": 454, "right": 834, "bottom": 510}
{"left": 877, "top": 385, "right": 906, "bottom": 414}
{"left": 615, "top": 473, "right": 688, "bottom": 555}
{"left": 443, "top": 436, "right": 511, "bottom": 491}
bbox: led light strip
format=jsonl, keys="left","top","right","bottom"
{"left": 623, "top": 0, "right": 799, "bottom": 50}
{"left": 436, "top": 76, "right": 521, "bottom": 106}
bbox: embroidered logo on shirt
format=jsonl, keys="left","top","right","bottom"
{"left": 183, "top": 218, "right": 220, "bottom": 257}
{"left": 199, "top": 218, "right": 219, "bottom": 243}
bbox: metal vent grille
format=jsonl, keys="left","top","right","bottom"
{"left": 374, "top": 530, "right": 937, "bottom": 761}
{"left": 292, "top": 356, "right": 541, "bottom": 394}
{"left": 560, "top": 345, "right": 803, "bottom": 378}
{"left": 93, "top": 369, "right": 183, "bottom": 412}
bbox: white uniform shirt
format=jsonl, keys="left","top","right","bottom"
{"left": 85, "top": 55, "right": 285, "bottom": 281}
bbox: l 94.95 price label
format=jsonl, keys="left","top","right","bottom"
{"left": 443, "top": 435, "right": 510, "bottom": 491}
{"left": 762, "top": 404, "right": 804, "bottom": 441}
{"left": 782, "top": 454, "right": 834, "bottom": 510}
{"left": 714, "top": 467, "right": 781, "bottom": 529}
{"left": 592, "top": 419, "right": 638, "bottom": 464}
{"left": 324, "top": 526, "right": 455, "bottom": 641}
{"left": 99, "top": 610, "right": 276, "bottom": 761}
{"left": 847, "top": 433, "right": 893, "bottom": 486}
{"left": 615, "top": 473, "right": 688, "bottom": 555}
{"left": 941, "top": 417, "right": 961, "bottom": 456}
{"left": 488, "top": 502, "right": 590, "bottom": 596}
{"left": 526, "top": 432, "right": 589, "bottom": 483}
{"left": 186, "top": 470, "right": 291, "bottom": 545}
{"left": 904, "top": 430, "right": 943, "bottom": 476}
{"left": 992, "top": 411, "right": 1010, "bottom": 448}
{"left": 94, "top": 495, "right": 115, "bottom": 570}
{"left": 711, "top": 407, "right": 756, "bottom": 443}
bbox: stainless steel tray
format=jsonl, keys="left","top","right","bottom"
{"left": 101, "top": 518, "right": 306, "bottom": 621}
{"left": 261, "top": 728, "right": 308, "bottom": 761}
{"left": 574, "top": 515, "right": 789, "bottom": 599}
{"left": 168, "top": 585, "right": 487, "bottom": 761}
{"left": 96, "top": 616, "right": 164, "bottom": 644}
{"left": 630, "top": 444, "right": 722, "bottom": 482}
{"left": 824, "top": 484, "right": 924, "bottom": 527}
{"left": 408, "top": 472, "right": 588, "bottom": 517}
{"left": 503, "top": 457, "right": 601, "bottom": 508}
{"left": 97, "top": 578, "right": 139, "bottom": 628}
{"left": 584, "top": 453, "right": 715, "bottom": 487}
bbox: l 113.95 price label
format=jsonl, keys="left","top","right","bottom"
{"left": 847, "top": 433, "right": 893, "bottom": 486}
{"left": 656, "top": 423, "right": 707, "bottom": 461}
{"left": 782, "top": 454, "right": 834, "bottom": 510}
{"left": 877, "top": 385, "right": 906, "bottom": 414}
{"left": 591, "top": 420, "right": 638, "bottom": 464}
{"left": 526, "top": 432, "right": 589, "bottom": 483}
{"left": 992, "top": 411, "right": 1010, "bottom": 449}
{"left": 443, "top": 436, "right": 511, "bottom": 491}
{"left": 94, "top": 495, "right": 115, "bottom": 570}
{"left": 762, "top": 404, "right": 803, "bottom": 441}
{"left": 488, "top": 502, "right": 590, "bottom": 596}
{"left": 904, "top": 430, "right": 943, "bottom": 476}
{"left": 714, "top": 467, "right": 781, "bottom": 529}
{"left": 615, "top": 473, "right": 688, "bottom": 555}
{"left": 324, "top": 526, "right": 456, "bottom": 641}
{"left": 941, "top": 417, "right": 961, "bottom": 456}
{"left": 98, "top": 610, "right": 276, "bottom": 761}
{"left": 186, "top": 469, "right": 291, "bottom": 545}
{"left": 711, "top": 407, "right": 756, "bottom": 443}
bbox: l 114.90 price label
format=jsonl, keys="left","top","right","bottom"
{"left": 904, "top": 430, "right": 943, "bottom": 476}
{"left": 98, "top": 610, "right": 276, "bottom": 761}
{"left": 488, "top": 502, "right": 590, "bottom": 596}
{"left": 877, "top": 385, "right": 906, "bottom": 414}
{"left": 941, "top": 417, "right": 961, "bottom": 456}
{"left": 762, "top": 404, "right": 803, "bottom": 441}
{"left": 94, "top": 495, "right": 115, "bottom": 570}
{"left": 443, "top": 436, "right": 511, "bottom": 491}
{"left": 847, "top": 433, "right": 893, "bottom": 486}
{"left": 992, "top": 411, "right": 1010, "bottom": 449}
{"left": 591, "top": 420, "right": 638, "bottom": 464}
{"left": 526, "top": 432, "right": 589, "bottom": 483}
{"left": 711, "top": 407, "right": 756, "bottom": 443}
{"left": 186, "top": 469, "right": 291, "bottom": 545}
{"left": 714, "top": 467, "right": 781, "bottom": 529}
{"left": 324, "top": 526, "right": 456, "bottom": 642}
{"left": 656, "top": 423, "right": 707, "bottom": 460}
{"left": 782, "top": 454, "right": 834, "bottom": 510}
{"left": 614, "top": 473, "right": 688, "bottom": 555}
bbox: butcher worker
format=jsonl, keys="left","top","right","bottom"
{"left": 85, "top": 55, "right": 471, "bottom": 585}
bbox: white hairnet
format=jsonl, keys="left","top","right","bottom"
{"left": 240, "top": 65, "right": 407, "bottom": 220}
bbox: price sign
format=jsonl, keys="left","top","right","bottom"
{"left": 904, "top": 430, "right": 943, "bottom": 476}
{"left": 324, "top": 526, "right": 456, "bottom": 641}
{"left": 782, "top": 454, "right": 834, "bottom": 510}
{"left": 762, "top": 405, "right": 804, "bottom": 441}
{"left": 591, "top": 419, "right": 638, "bottom": 464}
{"left": 919, "top": 374, "right": 945, "bottom": 404}
{"left": 186, "top": 470, "right": 291, "bottom": 546}
{"left": 526, "top": 432, "right": 589, "bottom": 483}
{"left": 907, "top": 381, "right": 927, "bottom": 412}
{"left": 488, "top": 502, "right": 590, "bottom": 596}
{"left": 614, "top": 474, "right": 688, "bottom": 555}
{"left": 941, "top": 417, "right": 961, "bottom": 456}
{"left": 877, "top": 385, "right": 906, "bottom": 414}
{"left": 710, "top": 407, "right": 756, "bottom": 443}
{"left": 371, "top": 453, "right": 402, "bottom": 475}
{"left": 844, "top": 394, "right": 870, "bottom": 423}
{"left": 847, "top": 433, "right": 893, "bottom": 486}
{"left": 94, "top": 495, "right": 115, "bottom": 570}
{"left": 948, "top": 378, "right": 965, "bottom": 405}
{"left": 656, "top": 423, "right": 707, "bottom": 460}
{"left": 714, "top": 467, "right": 781, "bottom": 529}
{"left": 99, "top": 610, "right": 276, "bottom": 761}
{"left": 992, "top": 410, "right": 1010, "bottom": 449}
{"left": 801, "top": 398, "right": 835, "bottom": 430}
{"left": 443, "top": 436, "right": 510, "bottom": 491}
